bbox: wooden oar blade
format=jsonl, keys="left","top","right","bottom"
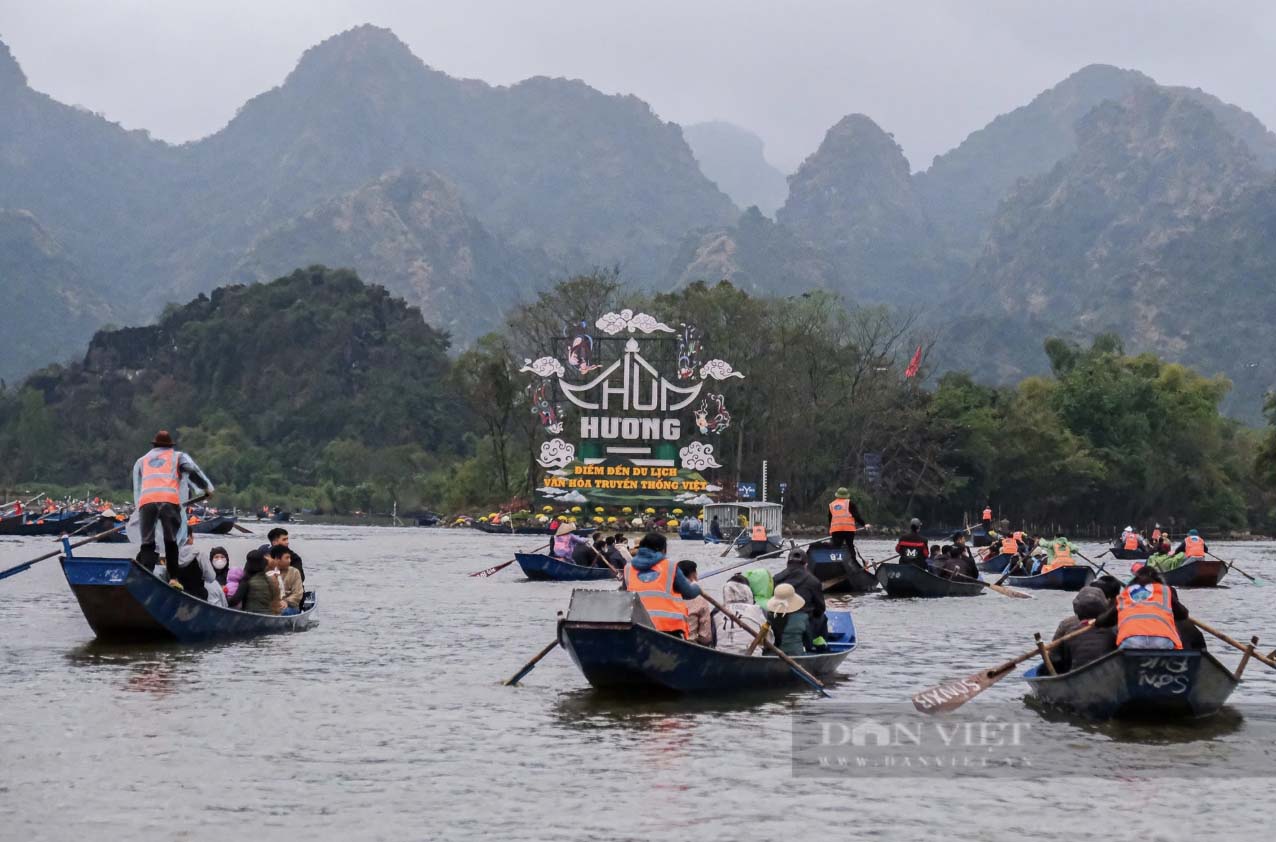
{"left": 470, "top": 558, "right": 516, "bottom": 578}
{"left": 911, "top": 662, "right": 1016, "bottom": 714}
{"left": 987, "top": 582, "right": 1032, "bottom": 599}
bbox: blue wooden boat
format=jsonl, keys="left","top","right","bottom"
{"left": 557, "top": 590, "right": 855, "bottom": 694}
{"left": 515, "top": 552, "right": 617, "bottom": 582}
{"left": 0, "top": 510, "right": 88, "bottom": 537}
{"left": 1024, "top": 649, "right": 1238, "bottom": 719}
{"left": 1157, "top": 558, "right": 1228, "bottom": 588}
{"left": 876, "top": 562, "right": 984, "bottom": 597}
{"left": 190, "top": 515, "right": 238, "bottom": 535}
{"left": 1110, "top": 545, "right": 1150, "bottom": 560}
{"left": 1003, "top": 565, "right": 1095, "bottom": 591}
{"left": 807, "top": 543, "right": 879, "bottom": 593}
{"left": 977, "top": 552, "right": 1019, "bottom": 574}
{"left": 59, "top": 542, "right": 316, "bottom": 642}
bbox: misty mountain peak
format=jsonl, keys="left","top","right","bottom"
{"left": 0, "top": 39, "right": 28, "bottom": 89}
{"left": 287, "top": 24, "right": 426, "bottom": 88}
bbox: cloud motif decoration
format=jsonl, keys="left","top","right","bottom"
{"left": 520, "top": 356, "right": 566, "bottom": 378}
{"left": 596, "top": 309, "right": 674, "bottom": 335}
{"left": 536, "top": 438, "right": 576, "bottom": 469}
{"left": 680, "top": 441, "right": 723, "bottom": 471}
{"left": 699, "top": 359, "right": 745, "bottom": 380}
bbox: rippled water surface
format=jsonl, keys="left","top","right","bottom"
{"left": 3, "top": 527, "right": 1275, "bottom": 841}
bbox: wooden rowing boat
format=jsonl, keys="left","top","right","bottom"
{"left": 1110, "top": 546, "right": 1150, "bottom": 560}
{"left": 876, "top": 562, "right": 984, "bottom": 598}
{"left": 1157, "top": 558, "right": 1228, "bottom": 588}
{"left": 977, "top": 552, "right": 1018, "bottom": 574}
{"left": 59, "top": 543, "right": 316, "bottom": 642}
{"left": 190, "top": 515, "right": 238, "bottom": 535}
{"left": 806, "top": 543, "right": 879, "bottom": 593}
{"left": 557, "top": 590, "right": 854, "bottom": 694}
{"left": 1003, "top": 565, "right": 1095, "bottom": 591}
{"left": 515, "top": 552, "right": 616, "bottom": 582}
{"left": 1023, "top": 648, "right": 1238, "bottom": 719}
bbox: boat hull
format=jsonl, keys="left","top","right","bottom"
{"left": 876, "top": 563, "right": 984, "bottom": 598}
{"left": 190, "top": 515, "right": 238, "bottom": 535}
{"left": 515, "top": 552, "right": 616, "bottom": 582}
{"left": 807, "top": 544, "right": 879, "bottom": 593}
{"left": 560, "top": 618, "right": 853, "bottom": 694}
{"left": 60, "top": 555, "right": 316, "bottom": 642}
{"left": 1004, "top": 565, "right": 1096, "bottom": 591}
{"left": 1159, "top": 558, "right": 1228, "bottom": 588}
{"left": 1110, "top": 546, "right": 1150, "bottom": 560}
{"left": 977, "top": 553, "right": 1016, "bottom": 574}
{"left": 734, "top": 538, "right": 782, "bottom": 558}
{"left": 0, "top": 511, "right": 87, "bottom": 536}
{"left": 1024, "top": 649, "right": 1237, "bottom": 720}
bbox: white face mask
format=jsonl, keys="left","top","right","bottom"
{"left": 211, "top": 555, "right": 228, "bottom": 570}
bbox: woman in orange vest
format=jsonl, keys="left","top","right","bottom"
{"left": 980, "top": 505, "right": 993, "bottom": 530}
{"left": 1093, "top": 567, "right": 1188, "bottom": 650}
{"left": 621, "top": 533, "right": 701, "bottom": 638}
{"left": 827, "top": 487, "right": 863, "bottom": 557}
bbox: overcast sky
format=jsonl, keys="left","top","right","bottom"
{"left": 3, "top": 0, "right": 1274, "bottom": 172}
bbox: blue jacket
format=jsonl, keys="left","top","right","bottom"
{"left": 625, "top": 547, "right": 701, "bottom": 598}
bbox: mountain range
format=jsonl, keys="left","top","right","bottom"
{"left": 2, "top": 27, "right": 1275, "bottom": 419}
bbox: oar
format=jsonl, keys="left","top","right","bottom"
{"left": 1, "top": 492, "right": 46, "bottom": 517}
{"left": 949, "top": 570, "right": 1031, "bottom": 599}
{"left": 754, "top": 535, "right": 831, "bottom": 562}
{"left": 470, "top": 541, "right": 551, "bottom": 577}
{"left": 698, "top": 592, "right": 830, "bottom": 697}
{"left": 231, "top": 522, "right": 254, "bottom": 535}
{"left": 1192, "top": 618, "right": 1276, "bottom": 670}
{"left": 1073, "top": 548, "right": 1107, "bottom": 576}
{"left": 503, "top": 637, "right": 561, "bottom": 686}
{"left": 1207, "top": 552, "right": 1263, "bottom": 585}
{"left": 912, "top": 623, "right": 1095, "bottom": 713}
{"left": 587, "top": 544, "right": 622, "bottom": 579}
{"left": 0, "top": 526, "right": 123, "bottom": 581}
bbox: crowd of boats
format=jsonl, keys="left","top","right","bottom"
{"left": 4, "top": 486, "right": 1271, "bottom": 727}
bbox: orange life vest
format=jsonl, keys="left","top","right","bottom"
{"left": 981, "top": 507, "right": 992, "bottom": 521}
{"left": 1000, "top": 536, "right": 1018, "bottom": 556}
{"left": 625, "top": 557, "right": 689, "bottom": 636}
{"left": 829, "top": 498, "right": 856, "bottom": 532}
{"left": 1115, "top": 583, "right": 1182, "bottom": 649}
{"left": 138, "top": 448, "right": 181, "bottom": 506}
{"left": 1123, "top": 534, "right": 1139, "bottom": 551}
{"left": 1183, "top": 535, "right": 1205, "bottom": 558}
{"left": 750, "top": 524, "right": 768, "bottom": 542}
{"left": 1042, "top": 542, "right": 1074, "bottom": 573}
{"left": 1151, "top": 528, "right": 1162, "bottom": 543}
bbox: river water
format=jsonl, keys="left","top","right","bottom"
{"left": 2, "top": 526, "right": 1274, "bottom": 841}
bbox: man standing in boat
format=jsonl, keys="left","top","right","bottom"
{"left": 980, "top": 504, "right": 993, "bottom": 532}
{"left": 827, "top": 487, "right": 864, "bottom": 559}
{"left": 132, "top": 430, "right": 214, "bottom": 597}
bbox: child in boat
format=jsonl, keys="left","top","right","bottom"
{"left": 268, "top": 545, "right": 304, "bottom": 615}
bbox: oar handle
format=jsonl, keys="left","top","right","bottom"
{"left": 1193, "top": 618, "right": 1276, "bottom": 670}
{"left": 588, "top": 544, "right": 622, "bottom": 579}
{"left": 698, "top": 592, "right": 829, "bottom": 696}
{"left": 503, "top": 638, "right": 561, "bottom": 686}
{"left": 989, "top": 622, "right": 1096, "bottom": 677}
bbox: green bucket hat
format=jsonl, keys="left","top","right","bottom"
{"left": 835, "top": 486, "right": 850, "bottom": 498}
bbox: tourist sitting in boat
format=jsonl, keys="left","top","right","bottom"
{"left": 1092, "top": 566, "right": 1189, "bottom": 650}
{"left": 1118, "top": 525, "right": 1147, "bottom": 554}
{"left": 1092, "top": 574, "right": 1122, "bottom": 602}
{"left": 611, "top": 533, "right": 632, "bottom": 564}
{"left": 1048, "top": 586, "right": 1117, "bottom": 673}
{"left": 619, "top": 533, "right": 701, "bottom": 638}
{"left": 677, "top": 561, "right": 715, "bottom": 647}
{"left": 772, "top": 549, "right": 828, "bottom": 644}
{"left": 551, "top": 522, "right": 589, "bottom": 560}
{"left": 268, "top": 545, "right": 304, "bottom": 616}
{"left": 1172, "top": 529, "right": 1208, "bottom": 560}
{"left": 765, "top": 584, "right": 809, "bottom": 656}
{"left": 928, "top": 544, "right": 942, "bottom": 568}
{"left": 226, "top": 549, "right": 281, "bottom": 614}
{"left": 743, "top": 568, "right": 773, "bottom": 607}
{"left": 951, "top": 531, "right": 976, "bottom": 563}
{"left": 267, "top": 527, "right": 305, "bottom": 581}
{"left": 572, "top": 532, "right": 605, "bottom": 566}
{"left": 1037, "top": 534, "right": 1077, "bottom": 574}
{"left": 208, "top": 545, "right": 231, "bottom": 589}
{"left": 718, "top": 574, "right": 772, "bottom": 652}
{"left": 895, "top": 519, "right": 929, "bottom": 569}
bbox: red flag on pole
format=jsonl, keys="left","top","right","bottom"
{"left": 904, "top": 345, "right": 922, "bottom": 379}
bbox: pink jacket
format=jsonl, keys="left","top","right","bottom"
{"left": 225, "top": 567, "right": 245, "bottom": 597}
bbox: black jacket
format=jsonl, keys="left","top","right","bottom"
{"left": 1049, "top": 622, "right": 1118, "bottom": 673}
{"left": 772, "top": 564, "right": 827, "bottom": 619}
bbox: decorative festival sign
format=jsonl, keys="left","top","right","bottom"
{"left": 529, "top": 311, "right": 744, "bottom": 506}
